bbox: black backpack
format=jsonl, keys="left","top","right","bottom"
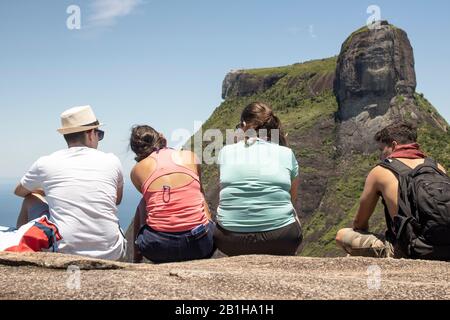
{"left": 379, "top": 158, "right": 450, "bottom": 261}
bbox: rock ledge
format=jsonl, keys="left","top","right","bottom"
{"left": 0, "top": 252, "right": 448, "bottom": 300}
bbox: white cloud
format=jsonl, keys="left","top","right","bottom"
{"left": 88, "top": 0, "right": 142, "bottom": 27}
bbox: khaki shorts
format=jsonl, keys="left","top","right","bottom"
{"left": 336, "top": 228, "right": 406, "bottom": 259}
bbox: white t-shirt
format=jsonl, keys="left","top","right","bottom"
{"left": 20, "top": 147, "right": 127, "bottom": 261}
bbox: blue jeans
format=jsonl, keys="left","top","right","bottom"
{"left": 136, "top": 221, "right": 216, "bottom": 264}
{"left": 28, "top": 203, "right": 50, "bottom": 221}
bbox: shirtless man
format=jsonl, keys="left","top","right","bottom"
{"left": 335, "top": 122, "right": 447, "bottom": 258}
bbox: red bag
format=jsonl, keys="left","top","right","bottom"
{"left": 0, "top": 216, "right": 62, "bottom": 252}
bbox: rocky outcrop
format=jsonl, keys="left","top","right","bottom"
{"left": 0, "top": 252, "right": 448, "bottom": 300}
{"left": 222, "top": 70, "right": 286, "bottom": 99}
{"left": 334, "top": 21, "right": 418, "bottom": 154}
{"left": 310, "top": 72, "right": 335, "bottom": 96}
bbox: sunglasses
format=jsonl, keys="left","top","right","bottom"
{"left": 94, "top": 129, "right": 105, "bottom": 141}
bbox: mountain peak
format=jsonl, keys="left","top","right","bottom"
{"left": 335, "top": 22, "right": 416, "bottom": 120}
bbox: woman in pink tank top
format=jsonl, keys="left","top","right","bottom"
{"left": 129, "top": 125, "right": 215, "bottom": 264}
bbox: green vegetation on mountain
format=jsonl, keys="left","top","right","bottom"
{"left": 185, "top": 23, "right": 450, "bottom": 257}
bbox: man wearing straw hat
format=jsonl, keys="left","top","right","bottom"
{"left": 14, "top": 105, "right": 127, "bottom": 261}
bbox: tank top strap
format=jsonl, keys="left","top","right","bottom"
{"left": 141, "top": 148, "right": 200, "bottom": 193}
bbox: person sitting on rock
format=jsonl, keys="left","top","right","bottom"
{"left": 214, "top": 102, "right": 303, "bottom": 256}
{"left": 336, "top": 121, "right": 450, "bottom": 260}
{"left": 14, "top": 105, "right": 127, "bottom": 261}
{"left": 130, "top": 125, "right": 215, "bottom": 264}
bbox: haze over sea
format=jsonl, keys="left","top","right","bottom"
{"left": 0, "top": 179, "right": 141, "bottom": 229}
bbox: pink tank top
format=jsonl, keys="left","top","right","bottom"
{"left": 141, "top": 148, "right": 208, "bottom": 232}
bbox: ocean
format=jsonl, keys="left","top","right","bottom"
{"left": 0, "top": 181, "right": 142, "bottom": 230}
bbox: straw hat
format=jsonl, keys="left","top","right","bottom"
{"left": 57, "top": 105, "right": 103, "bottom": 135}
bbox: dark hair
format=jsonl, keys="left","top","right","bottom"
{"left": 63, "top": 121, "right": 100, "bottom": 145}
{"left": 240, "top": 102, "right": 288, "bottom": 146}
{"left": 63, "top": 131, "right": 88, "bottom": 145}
{"left": 374, "top": 121, "right": 418, "bottom": 145}
{"left": 130, "top": 125, "right": 168, "bottom": 162}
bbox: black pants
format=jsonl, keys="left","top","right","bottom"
{"left": 214, "top": 221, "right": 303, "bottom": 256}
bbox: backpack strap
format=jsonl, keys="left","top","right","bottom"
{"left": 378, "top": 158, "right": 414, "bottom": 223}
{"left": 424, "top": 157, "right": 437, "bottom": 168}
{"left": 378, "top": 158, "right": 412, "bottom": 177}
{"left": 420, "top": 157, "right": 440, "bottom": 173}
{"left": 411, "top": 157, "right": 448, "bottom": 178}
{"left": 424, "top": 157, "right": 447, "bottom": 175}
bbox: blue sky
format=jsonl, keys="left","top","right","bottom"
{"left": 0, "top": 0, "right": 449, "bottom": 182}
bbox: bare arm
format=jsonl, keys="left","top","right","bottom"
{"left": 438, "top": 163, "right": 447, "bottom": 174}
{"left": 130, "top": 165, "right": 145, "bottom": 194}
{"left": 14, "top": 184, "right": 44, "bottom": 198}
{"left": 353, "top": 168, "right": 381, "bottom": 231}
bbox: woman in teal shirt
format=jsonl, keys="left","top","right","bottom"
{"left": 214, "top": 102, "right": 303, "bottom": 256}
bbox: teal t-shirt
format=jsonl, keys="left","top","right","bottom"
{"left": 217, "top": 139, "right": 299, "bottom": 232}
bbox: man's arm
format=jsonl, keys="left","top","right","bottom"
{"left": 116, "top": 184, "right": 123, "bottom": 206}
{"left": 438, "top": 163, "right": 447, "bottom": 174}
{"left": 14, "top": 184, "right": 32, "bottom": 198}
{"left": 353, "top": 167, "right": 382, "bottom": 231}
{"left": 114, "top": 156, "right": 125, "bottom": 206}
{"left": 16, "top": 159, "right": 45, "bottom": 198}
{"left": 14, "top": 184, "right": 45, "bottom": 198}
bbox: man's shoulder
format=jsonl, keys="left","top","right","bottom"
{"left": 93, "top": 149, "right": 119, "bottom": 159}
{"left": 51, "top": 148, "right": 120, "bottom": 163}
{"left": 64, "top": 148, "right": 123, "bottom": 171}
{"left": 34, "top": 150, "right": 66, "bottom": 165}
{"left": 437, "top": 163, "right": 447, "bottom": 174}
{"left": 24, "top": 150, "right": 68, "bottom": 176}
{"left": 45, "top": 149, "right": 68, "bottom": 158}
{"left": 367, "top": 163, "right": 398, "bottom": 185}
{"left": 92, "top": 150, "right": 122, "bottom": 166}
{"left": 370, "top": 164, "right": 389, "bottom": 174}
